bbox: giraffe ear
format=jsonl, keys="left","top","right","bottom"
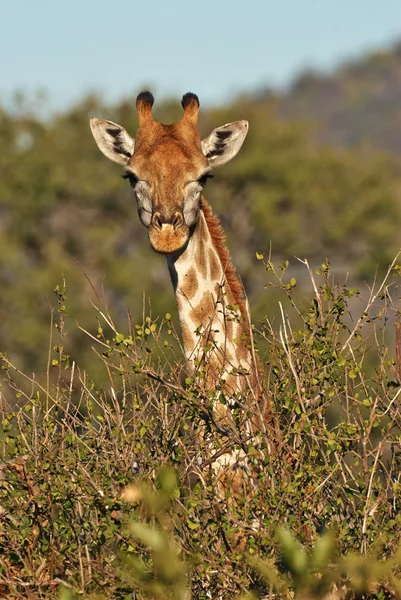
{"left": 201, "top": 120, "right": 249, "bottom": 167}
{"left": 90, "top": 118, "right": 135, "bottom": 165}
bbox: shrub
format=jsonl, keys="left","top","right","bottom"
{"left": 1, "top": 256, "right": 401, "bottom": 598}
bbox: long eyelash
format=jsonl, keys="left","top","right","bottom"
{"left": 198, "top": 173, "right": 215, "bottom": 187}
{"left": 122, "top": 172, "right": 139, "bottom": 187}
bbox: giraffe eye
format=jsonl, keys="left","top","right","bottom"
{"left": 197, "top": 173, "right": 215, "bottom": 188}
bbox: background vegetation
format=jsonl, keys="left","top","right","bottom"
{"left": 1, "top": 42, "right": 401, "bottom": 377}
{"left": 1, "top": 42, "right": 401, "bottom": 598}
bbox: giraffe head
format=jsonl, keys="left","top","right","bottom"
{"left": 90, "top": 92, "right": 248, "bottom": 254}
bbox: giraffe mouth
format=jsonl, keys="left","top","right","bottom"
{"left": 148, "top": 223, "right": 190, "bottom": 254}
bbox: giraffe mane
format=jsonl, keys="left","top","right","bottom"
{"left": 200, "top": 197, "right": 250, "bottom": 330}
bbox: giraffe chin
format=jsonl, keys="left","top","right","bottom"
{"left": 148, "top": 224, "right": 189, "bottom": 254}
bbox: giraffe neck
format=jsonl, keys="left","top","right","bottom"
{"left": 167, "top": 198, "right": 254, "bottom": 393}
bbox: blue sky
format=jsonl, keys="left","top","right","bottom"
{"left": 1, "top": 0, "right": 401, "bottom": 111}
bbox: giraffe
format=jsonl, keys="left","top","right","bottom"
{"left": 90, "top": 92, "right": 267, "bottom": 487}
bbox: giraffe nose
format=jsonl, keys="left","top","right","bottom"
{"left": 152, "top": 211, "right": 184, "bottom": 230}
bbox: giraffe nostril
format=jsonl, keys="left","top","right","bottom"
{"left": 172, "top": 212, "right": 183, "bottom": 229}
{"left": 152, "top": 212, "right": 163, "bottom": 229}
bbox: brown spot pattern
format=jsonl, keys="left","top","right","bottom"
{"left": 190, "top": 291, "right": 215, "bottom": 325}
{"left": 225, "top": 318, "right": 234, "bottom": 343}
{"left": 224, "top": 372, "right": 244, "bottom": 394}
{"left": 209, "top": 248, "right": 221, "bottom": 282}
{"left": 225, "top": 350, "right": 234, "bottom": 363}
{"left": 214, "top": 282, "right": 223, "bottom": 298}
{"left": 181, "top": 267, "right": 198, "bottom": 299}
{"left": 181, "top": 322, "right": 195, "bottom": 353}
{"left": 195, "top": 229, "right": 207, "bottom": 279}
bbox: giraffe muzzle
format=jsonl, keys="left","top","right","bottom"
{"left": 149, "top": 211, "right": 189, "bottom": 253}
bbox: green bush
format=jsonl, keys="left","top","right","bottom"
{"left": 1, "top": 256, "right": 401, "bottom": 598}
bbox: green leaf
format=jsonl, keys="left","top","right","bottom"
{"left": 130, "top": 522, "right": 166, "bottom": 551}
{"left": 275, "top": 527, "right": 308, "bottom": 577}
{"left": 158, "top": 465, "right": 177, "bottom": 495}
{"left": 310, "top": 530, "right": 336, "bottom": 570}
